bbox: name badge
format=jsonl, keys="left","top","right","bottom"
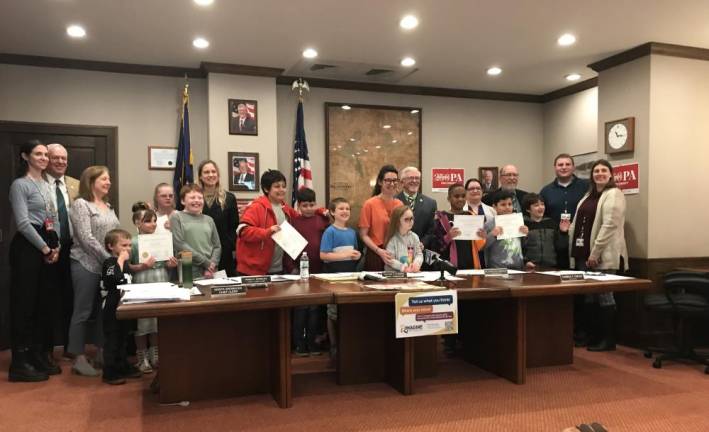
{"left": 575, "top": 238, "right": 584, "bottom": 247}
{"left": 561, "top": 212, "right": 571, "bottom": 221}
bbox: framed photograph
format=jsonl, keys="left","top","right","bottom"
{"left": 325, "top": 103, "right": 422, "bottom": 226}
{"left": 236, "top": 198, "right": 252, "bottom": 217}
{"left": 148, "top": 146, "right": 178, "bottom": 170}
{"left": 228, "top": 99, "right": 258, "bottom": 135}
{"left": 228, "top": 152, "right": 259, "bottom": 192}
{"left": 478, "top": 166, "right": 498, "bottom": 195}
{"left": 572, "top": 152, "right": 598, "bottom": 179}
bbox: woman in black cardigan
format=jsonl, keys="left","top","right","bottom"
{"left": 197, "top": 160, "right": 238, "bottom": 276}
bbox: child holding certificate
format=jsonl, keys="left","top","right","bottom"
{"left": 433, "top": 183, "right": 488, "bottom": 270}
{"left": 128, "top": 208, "right": 178, "bottom": 373}
{"left": 383, "top": 206, "right": 423, "bottom": 272}
{"left": 485, "top": 191, "right": 529, "bottom": 270}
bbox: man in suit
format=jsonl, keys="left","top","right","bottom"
{"left": 482, "top": 164, "right": 528, "bottom": 213}
{"left": 45, "top": 143, "right": 79, "bottom": 360}
{"left": 481, "top": 169, "right": 495, "bottom": 195}
{"left": 396, "top": 167, "right": 437, "bottom": 251}
{"left": 232, "top": 103, "right": 256, "bottom": 134}
{"left": 234, "top": 159, "right": 255, "bottom": 189}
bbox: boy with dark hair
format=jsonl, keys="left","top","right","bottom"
{"left": 521, "top": 193, "right": 568, "bottom": 270}
{"left": 101, "top": 229, "right": 142, "bottom": 385}
{"left": 289, "top": 188, "right": 329, "bottom": 356}
{"left": 484, "top": 191, "right": 529, "bottom": 270}
{"left": 237, "top": 170, "right": 298, "bottom": 275}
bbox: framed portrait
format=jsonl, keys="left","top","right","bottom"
{"left": 325, "top": 103, "right": 422, "bottom": 226}
{"left": 228, "top": 99, "right": 258, "bottom": 135}
{"left": 478, "top": 166, "right": 499, "bottom": 195}
{"left": 228, "top": 152, "right": 260, "bottom": 192}
{"left": 572, "top": 151, "right": 598, "bottom": 179}
{"left": 148, "top": 146, "right": 177, "bottom": 170}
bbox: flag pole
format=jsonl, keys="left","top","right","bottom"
{"left": 291, "top": 78, "right": 311, "bottom": 206}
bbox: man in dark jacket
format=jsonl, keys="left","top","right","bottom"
{"left": 395, "top": 167, "right": 437, "bottom": 251}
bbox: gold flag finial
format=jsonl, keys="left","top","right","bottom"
{"left": 291, "top": 78, "right": 310, "bottom": 102}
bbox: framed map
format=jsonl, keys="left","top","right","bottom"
{"left": 325, "top": 103, "right": 422, "bottom": 226}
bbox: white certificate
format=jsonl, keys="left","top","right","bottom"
{"left": 494, "top": 213, "right": 527, "bottom": 240}
{"left": 271, "top": 220, "right": 308, "bottom": 260}
{"left": 137, "top": 232, "right": 173, "bottom": 263}
{"left": 452, "top": 214, "right": 485, "bottom": 240}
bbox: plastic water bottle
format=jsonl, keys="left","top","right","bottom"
{"left": 300, "top": 252, "right": 310, "bottom": 279}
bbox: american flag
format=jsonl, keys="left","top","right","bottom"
{"left": 292, "top": 100, "right": 312, "bottom": 206}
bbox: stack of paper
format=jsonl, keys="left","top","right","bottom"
{"left": 311, "top": 273, "right": 360, "bottom": 281}
{"left": 120, "top": 282, "right": 191, "bottom": 304}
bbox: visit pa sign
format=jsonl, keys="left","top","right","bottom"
{"left": 613, "top": 162, "right": 639, "bottom": 195}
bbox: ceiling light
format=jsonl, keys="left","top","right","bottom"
{"left": 349, "top": 138, "right": 356, "bottom": 141}
{"left": 565, "top": 73, "right": 581, "bottom": 81}
{"left": 410, "top": 109, "right": 419, "bottom": 114}
{"left": 392, "top": 140, "right": 398, "bottom": 143}
{"left": 558, "top": 33, "right": 576, "bottom": 46}
{"left": 192, "top": 37, "right": 210, "bottom": 49}
{"left": 302, "top": 48, "right": 318, "bottom": 59}
{"left": 66, "top": 25, "right": 86, "bottom": 38}
{"left": 194, "top": 0, "right": 214, "bottom": 5}
{"left": 401, "top": 57, "right": 416, "bottom": 67}
{"left": 375, "top": 145, "right": 382, "bottom": 149}
{"left": 486, "top": 66, "right": 502, "bottom": 76}
{"left": 341, "top": 105, "right": 351, "bottom": 110}
{"left": 399, "top": 15, "right": 419, "bottom": 30}
{"left": 407, "top": 131, "right": 413, "bottom": 135}
{"left": 382, "top": 124, "right": 392, "bottom": 129}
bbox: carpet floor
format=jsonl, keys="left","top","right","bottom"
{"left": 1, "top": 346, "right": 708, "bottom": 432}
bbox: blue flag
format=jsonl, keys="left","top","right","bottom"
{"left": 291, "top": 101, "right": 312, "bottom": 206}
{"left": 173, "top": 85, "right": 193, "bottom": 209}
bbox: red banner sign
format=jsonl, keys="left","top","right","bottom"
{"left": 431, "top": 168, "right": 465, "bottom": 192}
{"left": 612, "top": 162, "right": 639, "bottom": 194}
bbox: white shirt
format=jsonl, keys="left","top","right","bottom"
{"left": 46, "top": 173, "right": 73, "bottom": 237}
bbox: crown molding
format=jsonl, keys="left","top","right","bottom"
{"left": 588, "top": 42, "right": 709, "bottom": 72}
{"left": 200, "top": 62, "right": 283, "bottom": 77}
{"left": 541, "top": 77, "right": 598, "bottom": 103}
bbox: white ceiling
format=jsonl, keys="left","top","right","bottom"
{"left": 2, "top": 0, "right": 709, "bottom": 94}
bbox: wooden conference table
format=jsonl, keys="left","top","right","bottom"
{"left": 117, "top": 273, "right": 651, "bottom": 408}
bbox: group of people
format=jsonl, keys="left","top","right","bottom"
{"left": 8, "top": 138, "right": 628, "bottom": 384}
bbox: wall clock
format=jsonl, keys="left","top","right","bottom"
{"left": 605, "top": 117, "right": 635, "bottom": 154}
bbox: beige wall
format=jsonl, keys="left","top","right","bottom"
{"left": 0, "top": 64, "right": 209, "bottom": 228}
{"left": 276, "top": 86, "right": 544, "bottom": 210}
{"left": 648, "top": 55, "right": 709, "bottom": 258}
{"left": 597, "top": 56, "right": 651, "bottom": 259}
{"left": 542, "top": 87, "right": 598, "bottom": 168}
{"left": 206, "top": 73, "right": 278, "bottom": 199}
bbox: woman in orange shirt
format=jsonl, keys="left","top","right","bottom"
{"left": 358, "top": 165, "right": 404, "bottom": 271}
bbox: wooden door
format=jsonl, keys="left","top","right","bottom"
{"left": 0, "top": 121, "right": 117, "bottom": 350}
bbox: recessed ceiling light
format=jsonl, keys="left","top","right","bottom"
{"left": 194, "top": 0, "right": 214, "bottom": 5}
{"left": 401, "top": 57, "right": 416, "bottom": 67}
{"left": 407, "top": 131, "right": 413, "bottom": 135}
{"left": 565, "top": 73, "right": 581, "bottom": 81}
{"left": 382, "top": 124, "right": 392, "bottom": 129}
{"left": 558, "top": 33, "right": 576, "bottom": 46}
{"left": 410, "top": 109, "right": 419, "bottom": 114}
{"left": 302, "top": 48, "right": 318, "bottom": 59}
{"left": 399, "top": 15, "right": 419, "bottom": 30}
{"left": 392, "top": 140, "right": 398, "bottom": 143}
{"left": 375, "top": 145, "right": 382, "bottom": 149}
{"left": 192, "top": 37, "right": 210, "bottom": 49}
{"left": 66, "top": 25, "right": 86, "bottom": 38}
{"left": 341, "top": 105, "right": 351, "bottom": 110}
{"left": 349, "top": 138, "right": 356, "bottom": 142}
{"left": 486, "top": 66, "right": 502, "bottom": 76}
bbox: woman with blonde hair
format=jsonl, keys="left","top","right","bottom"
{"left": 197, "top": 160, "right": 238, "bottom": 276}
{"left": 67, "top": 165, "right": 119, "bottom": 376}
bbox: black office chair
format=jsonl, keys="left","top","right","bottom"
{"left": 643, "top": 271, "right": 709, "bottom": 373}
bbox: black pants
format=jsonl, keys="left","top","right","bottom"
{"left": 9, "top": 234, "right": 53, "bottom": 352}
{"left": 102, "top": 290, "right": 130, "bottom": 379}
{"left": 292, "top": 305, "right": 322, "bottom": 350}
{"left": 45, "top": 242, "right": 74, "bottom": 350}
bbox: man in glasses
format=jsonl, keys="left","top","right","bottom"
{"left": 395, "top": 166, "right": 437, "bottom": 251}
{"left": 482, "top": 164, "right": 528, "bottom": 213}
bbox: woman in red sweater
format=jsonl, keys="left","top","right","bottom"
{"left": 236, "top": 170, "right": 298, "bottom": 275}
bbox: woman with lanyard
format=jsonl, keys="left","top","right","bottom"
{"left": 67, "top": 165, "right": 120, "bottom": 376}
{"left": 197, "top": 160, "right": 238, "bottom": 276}
{"left": 358, "top": 165, "right": 404, "bottom": 271}
{"left": 569, "top": 159, "right": 628, "bottom": 352}
{"left": 152, "top": 183, "right": 175, "bottom": 233}
{"left": 462, "top": 178, "right": 496, "bottom": 267}
{"left": 8, "top": 140, "right": 60, "bottom": 382}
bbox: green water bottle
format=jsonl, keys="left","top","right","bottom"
{"left": 180, "top": 251, "right": 193, "bottom": 288}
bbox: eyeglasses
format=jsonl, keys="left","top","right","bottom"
{"left": 501, "top": 173, "right": 519, "bottom": 177}
{"left": 403, "top": 217, "right": 414, "bottom": 222}
{"left": 382, "top": 178, "right": 399, "bottom": 185}
{"left": 467, "top": 187, "right": 482, "bottom": 191}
